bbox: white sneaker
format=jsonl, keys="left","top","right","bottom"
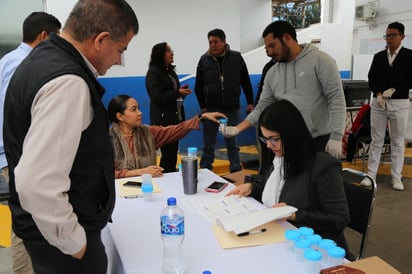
{"left": 391, "top": 178, "right": 404, "bottom": 191}
{"left": 360, "top": 177, "right": 372, "bottom": 187}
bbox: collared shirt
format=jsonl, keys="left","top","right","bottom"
{"left": 14, "top": 54, "right": 94, "bottom": 255}
{"left": 0, "top": 42, "right": 33, "bottom": 168}
{"left": 387, "top": 45, "right": 402, "bottom": 66}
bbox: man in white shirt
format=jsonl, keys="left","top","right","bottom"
{"left": 0, "top": 11, "right": 61, "bottom": 274}
{"left": 362, "top": 21, "right": 412, "bottom": 191}
{"left": 3, "top": 1, "right": 139, "bottom": 273}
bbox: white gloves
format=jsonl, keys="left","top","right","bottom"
{"left": 325, "top": 139, "right": 342, "bottom": 159}
{"left": 377, "top": 88, "right": 395, "bottom": 109}
{"left": 220, "top": 126, "right": 239, "bottom": 138}
{"left": 377, "top": 95, "right": 385, "bottom": 109}
{"left": 382, "top": 88, "right": 396, "bottom": 99}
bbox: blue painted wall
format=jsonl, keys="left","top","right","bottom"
{"left": 98, "top": 70, "right": 350, "bottom": 153}
{"left": 99, "top": 75, "right": 261, "bottom": 153}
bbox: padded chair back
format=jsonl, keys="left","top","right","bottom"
{"left": 341, "top": 168, "right": 377, "bottom": 260}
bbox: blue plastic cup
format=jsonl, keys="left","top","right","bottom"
{"left": 294, "top": 238, "right": 311, "bottom": 261}
{"left": 284, "top": 229, "right": 301, "bottom": 252}
{"left": 304, "top": 249, "right": 322, "bottom": 274}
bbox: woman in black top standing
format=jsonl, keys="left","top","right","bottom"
{"left": 146, "top": 42, "right": 192, "bottom": 172}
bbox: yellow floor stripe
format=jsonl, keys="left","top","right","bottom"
{"left": 160, "top": 146, "right": 412, "bottom": 178}
{"left": 0, "top": 204, "right": 11, "bottom": 247}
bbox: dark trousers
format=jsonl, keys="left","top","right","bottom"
{"left": 23, "top": 231, "right": 107, "bottom": 274}
{"left": 200, "top": 109, "right": 241, "bottom": 173}
{"left": 314, "top": 134, "right": 330, "bottom": 152}
{"left": 159, "top": 141, "right": 179, "bottom": 173}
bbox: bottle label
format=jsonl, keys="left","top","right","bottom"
{"left": 161, "top": 215, "right": 184, "bottom": 236}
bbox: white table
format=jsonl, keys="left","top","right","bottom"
{"left": 103, "top": 169, "right": 308, "bottom": 274}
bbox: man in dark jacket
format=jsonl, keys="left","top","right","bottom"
{"left": 361, "top": 21, "right": 412, "bottom": 191}
{"left": 194, "top": 28, "right": 254, "bottom": 172}
{"left": 3, "top": 1, "right": 139, "bottom": 273}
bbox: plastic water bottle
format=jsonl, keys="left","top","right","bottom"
{"left": 187, "top": 147, "right": 197, "bottom": 157}
{"left": 161, "top": 197, "right": 185, "bottom": 274}
{"left": 141, "top": 174, "right": 153, "bottom": 202}
{"left": 219, "top": 118, "right": 227, "bottom": 132}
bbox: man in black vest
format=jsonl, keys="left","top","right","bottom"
{"left": 194, "top": 28, "right": 254, "bottom": 173}
{"left": 3, "top": 1, "right": 139, "bottom": 273}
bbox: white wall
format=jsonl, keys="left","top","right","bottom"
{"left": 46, "top": 0, "right": 272, "bottom": 77}
{"left": 352, "top": 0, "right": 412, "bottom": 79}
{"left": 240, "top": 0, "right": 272, "bottom": 52}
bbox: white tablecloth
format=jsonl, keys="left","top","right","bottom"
{"left": 103, "top": 169, "right": 308, "bottom": 274}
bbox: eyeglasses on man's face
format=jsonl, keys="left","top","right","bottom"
{"left": 259, "top": 136, "right": 281, "bottom": 145}
{"left": 383, "top": 33, "right": 401, "bottom": 39}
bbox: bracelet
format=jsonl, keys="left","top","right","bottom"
{"left": 198, "top": 113, "right": 204, "bottom": 120}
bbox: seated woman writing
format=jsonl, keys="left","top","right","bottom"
{"left": 226, "top": 100, "right": 350, "bottom": 254}
{"left": 108, "top": 94, "right": 226, "bottom": 178}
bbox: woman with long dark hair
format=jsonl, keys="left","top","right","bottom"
{"left": 145, "top": 42, "right": 192, "bottom": 172}
{"left": 108, "top": 94, "right": 225, "bottom": 178}
{"left": 226, "top": 100, "right": 350, "bottom": 253}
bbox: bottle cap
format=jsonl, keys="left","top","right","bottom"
{"left": 294, "top": 238, "right": 311, "bottom": 249}
{"left": 306, "top": 234, "right": 322, "bottom": 245}
{"left": 327, "top": 246, "right": 346, "bottom": 259}
{"left": 202, "top": 271, "right": 212, "bottom": 274}
{"left": 298, "top": 226, "right": 314, "bottom": 237}
{"left": 319, "top": 238, "right": 336, "bottom": 250}
{"left": 167, "top": 197, "right": 177, "bottom": 206}
{"left": 304, "top": 249, "right": 322, "bottom": 261}
{"left": 219, "top": 118, "right": 227, "bottom": 124}
{"left": 285, "top": 229, "right": 301, "bottom": 241}
{"left": 187, "top": 147, "right": 197, "bottom": 156}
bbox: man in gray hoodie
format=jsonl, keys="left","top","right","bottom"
{"left": 222, "top": 20, "right": 346, "bottom": 159}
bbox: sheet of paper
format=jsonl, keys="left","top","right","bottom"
{"left": 117, "top": 177, "right": 162, "bottom": 198}
{"left": 217, "top": 205, "right": 297, "bottom": 234}
{"left": 194, "top": 195, "right": 296, "bottom": 234}
{"left": 211, "top": 221, "right": 286, "bottom": 249}
{"left": 196, "top": 196, "right": 262, "bottom": 224}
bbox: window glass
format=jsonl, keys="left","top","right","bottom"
{"left": 272, "top": 0, "right": 321, "bottom": 29}
{"left": 0, "top": 0, "right": 44, "bottom": 58}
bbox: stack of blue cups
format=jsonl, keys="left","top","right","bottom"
{"left": 284, "top": 226, "right": 346, "bottom": 272}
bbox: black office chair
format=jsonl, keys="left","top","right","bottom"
{"left": 346, "top": 105, "right": 391, "bottom": 171}
{"left": 341, "top": 168, "right": 377, "bottom": 260}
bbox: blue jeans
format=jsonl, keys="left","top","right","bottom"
{"left": 200, "top": 109, "right": 241, "bottom": 172}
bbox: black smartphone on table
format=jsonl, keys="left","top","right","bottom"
{"left": 123, "top": 181, "right": 142, "bottom": 187}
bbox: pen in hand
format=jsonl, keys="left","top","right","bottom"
{"left": 237, "top": 228, "right": 267, "bottom": 237}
